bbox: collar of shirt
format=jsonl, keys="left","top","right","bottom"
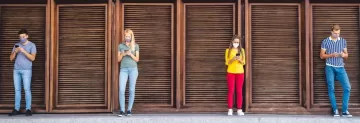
{"left": 328, "top": 36, "right": 340, "bottom": 42}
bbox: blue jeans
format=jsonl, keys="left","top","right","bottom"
{"left": 119, "top": 67, "right": 138, "bottom": 112}
{"left": 325, "top": 65, "right": 351, "bottom": 112}
{"left": 13, "top": 70, "right": 32, "bottom": 110}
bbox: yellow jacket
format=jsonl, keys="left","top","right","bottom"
{"left": 225, "top": 48, "right": 246, "bottom": 73}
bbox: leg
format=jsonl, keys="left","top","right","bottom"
{"left": 22, "top": 70, "right": 32, "bottom": 110}
{"left": 127, "top": 68, "right": 138, "bottom": 111}
{"left": 119, "top": 68, "right": 129, "bottom": 112}
{"left": 325, "top": 66, "right": 337, "bottom": 111}
{"left": 235, "top": 73, "right": 245, "bottom": 109}
{"left": 227, "top": 73, "right": 235, "bottom": 109}
{"left": 336, "top": 67, "right": 351, "bottom": 112}
{"left": 13, "top": 70, "right": 22, "bottom": 111}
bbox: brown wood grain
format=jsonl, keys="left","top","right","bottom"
{"left": 112, "top": 0, "right": 121, "bottom": 111}
{"left": 245, "top": 0, "right": 250, "bottom": 112}
{"left": 0, "top": 5, "right": 46, "bottom": 111}
{"left": 310, "top": 4, "right": 360, "bottom": 109}
{"left": 184, "top": 4, "right": 235, "bottom": 106}
{"left": 249, "top": 4, "right": 301, "bottom": 106}
{"left": 1, "top": 0, "right": 360, "bottom": 115}
{"left": 49, "top": 0, "right": 57, "bottom": 112}
{"left": 121, "top": 3, "right": 173, "bottom": 106}
{"left": 55, "top": 4, "right": 109, "bottom": 110}
{"left": 304, "top": 0, "right": 311, "bottom": 110}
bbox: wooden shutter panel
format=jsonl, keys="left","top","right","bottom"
{"left": 57, "top": 6, "right": 108, "bottom": 108}
{"left": 312, "top": 5, "right": 360, "bottom": 106}
{"left": 0, "top": 6, "right": 46, "bottom": 109}
{"left": 123, "top": 4, "right": 173, "bottom": 105}
{"left": 250, "top": 5, "right": 300, "bottom": 105}
{"left": 185, "top": 4, "right": 234, "bottom": 105}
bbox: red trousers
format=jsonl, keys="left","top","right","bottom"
{"left": 227, "top": 73, "right": 244, "bottom": 109}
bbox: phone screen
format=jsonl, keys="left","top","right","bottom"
{"left": 236, "top": 53, "right": 240, "bottom": 56}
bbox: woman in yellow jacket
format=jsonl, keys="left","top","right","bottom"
{"left": 225, "top": 35, "right": 245, "bottom": 116}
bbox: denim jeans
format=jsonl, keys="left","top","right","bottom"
{"left": 119, "top": 67, "right": 138, "bottom": 112}
{"left": 325, "top": 65, "right": 351, "bottom": 112}
{"left": 13, "top": 70, "right": 32, "bottom": 110}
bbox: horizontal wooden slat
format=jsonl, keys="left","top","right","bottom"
{"left": 0, "top": 6, "right": 46, "bottom": 108}
{"left": 251, "top": 5, "right": 300, "bottom": 104}
{"left": 123, "top": 5, "right": 172, "bottom": 104}
{"left": 312, "top": 5, "right": 360, "bottom": 106}
{"left": 185, "top": 5, "right": 234, "bottom": 104}
{"left": 57, "top": 6, "right": 107, "bottom": 107}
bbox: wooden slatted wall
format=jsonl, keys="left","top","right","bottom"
{"left": 250, "top": 5, "right": 301, "bottom": 105}
{"left": 123, "top": 4, "right": 173, "bottom": 105}
{"left": 311, "top": 5, "right": 360, "bottom": 107}
{"left": 185, "top": 4, "right": 234, "bottom": 105}
{"left": 57, "top": 5, "right": 108, "bottom": 108}
{"left": 0, "top": 6, "right": 46, "bottom": 109}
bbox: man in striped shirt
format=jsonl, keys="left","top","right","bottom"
{"left": 320, "top": 24, "right": 352, "bottom": 117}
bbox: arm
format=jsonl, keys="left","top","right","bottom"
{"left": 342, "top": 40, "right": 348, "bottom": 59}
{"left": 23, "top": 44, "right": 37, "bottom": 61}
{"left": 225, "top": 49, "right": 236, "bottom": 65}
{"left": 320, "top": 49, "right": 335, "bottom": 59}
{"left": 22, "top": 51, "right": 36, "bottom": 61}
{"left": 129, "top": 51, "right": 139, "bottom": 62}
{"left": 128, "top": 44, "right": 140, "bottom": 62}
{"left": 319, "top": 41, "right": 335, "bottom": 59}
{"left": 10, "top": 47, "right": 17, "bottom": 61}
{"left": 342, "top": 48, "right": 348, "bottom": 59}
{"left": 117, "top": 44, "right": 124, "bottom": 62}
{"left": 238, "top": 49, "right": 245, "bottom": 65}
{"left": 118, "top": 51, "right": 125, "bottom": 62}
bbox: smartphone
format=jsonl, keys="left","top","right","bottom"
{"left": 236, "top": 53, "right": 240, "bottom": 56}
{"left": 15, "top": 45, "right": 19, "bottom": 48}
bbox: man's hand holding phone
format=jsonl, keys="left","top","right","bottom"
{"left": 331, "top": 52, "right": 344, "bottom": 58}
{"left": 13, "top": 45, "right": 20, "bottom": 53}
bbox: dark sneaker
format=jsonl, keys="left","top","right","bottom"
{"left": 342, "top": 111, "right": 352, "bottom": 118}
{"left": 333, "top": 109, "right": 340, "bottom": 117}
{"left": 118, "top": 111, "right": 125, "bottom": 117}
{"left": 8, "top": 109, "right": 19, "bottom": 116}
{"left": 126, "top": 110, "right": 132, "bottom": 116}
{"left": 26, "top": 110, "right": 32, "bottom": 116}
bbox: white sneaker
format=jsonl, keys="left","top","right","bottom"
{"left": 237, "top": 109, "right": 245, "bottom": 116}
{"left": 227, "top": 109, "right": 233, "bottom": 116}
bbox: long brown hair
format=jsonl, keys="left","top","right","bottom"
{"left": 227, "top": 35, "right": 243, "bottom": 58}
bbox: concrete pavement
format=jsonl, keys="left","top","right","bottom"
{"left": 0, "top": 114, "right": 359, "bottom": 123}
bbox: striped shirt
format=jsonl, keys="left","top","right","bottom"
{"left": 321, "top": 37, "right": 347, "bottom": 67}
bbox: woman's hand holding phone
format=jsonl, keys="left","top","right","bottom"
{"left": 125, "top": 50, "right": 132, "bottom": 56}
{"left": 120, "top": 50, "right": 127, "bottom": 56}
{"left": 233, "top": 53, "right": 240, "bottom": 60}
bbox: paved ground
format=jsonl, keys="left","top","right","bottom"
{"left": 0, "top": 114, "right": 359, "bottom": 123}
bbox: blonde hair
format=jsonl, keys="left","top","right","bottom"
{"left": 124, "top": 29, "right": 136, "bottom": 51}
